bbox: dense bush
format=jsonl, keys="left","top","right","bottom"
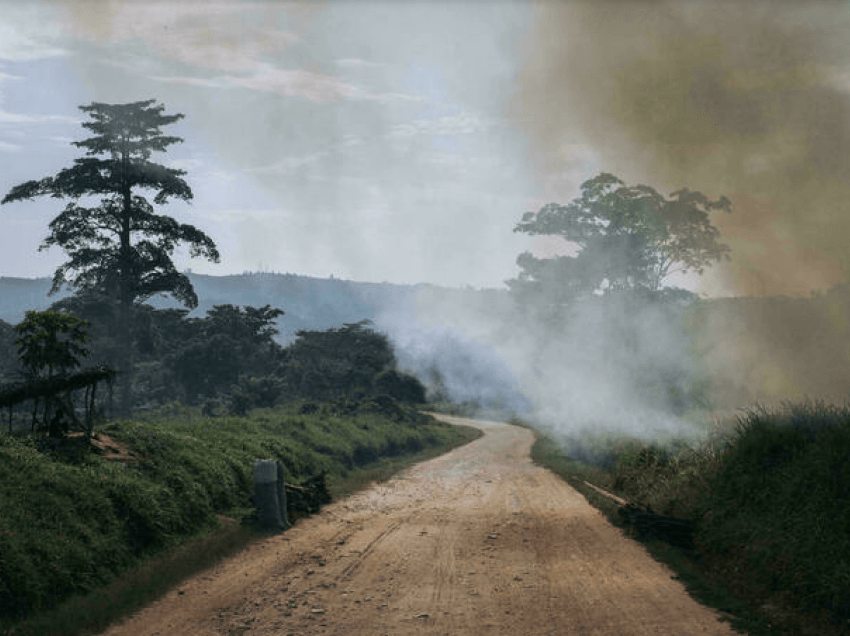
{"left": 549, "top": 401, "right": 850, "bottom": 632}
{"left": 277, "top": 320, "right": 396, "bottom": 401}
{"left": 697, "top": 403, "right": 850, "bottom": 622}
{"left": 374, "top": 369, "right": 427, "bottom": 403}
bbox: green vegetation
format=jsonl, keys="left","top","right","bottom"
{"left": 0, "top": 298, "right": 427, "bottom": 422}
{"left": 509, "top": 172, "right": 730, "bottom": 317}
{"left": 0, "top": 309, "right": 114, "bottom": 439}
{"left": 2, "top": 99, "right": 220, "bottom": 415}
{"left": 0, "top": 402, "right": 480, "bottom": 635}
{"left": 527, "top": 402, "right": 850, "bottom": 636}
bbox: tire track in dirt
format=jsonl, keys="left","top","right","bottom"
{"left": 99, "top": 415, "right": 741, "bottom": 635}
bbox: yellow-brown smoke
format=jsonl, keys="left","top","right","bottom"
{"left": 512, "top": 1, "right": 850, "bottom": 297}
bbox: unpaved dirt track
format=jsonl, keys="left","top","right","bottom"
{"left": 100, "top": 415, "right": 741, "bottom": 635}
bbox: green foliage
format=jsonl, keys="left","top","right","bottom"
{"left": 37, "top": 295, "right": 429, "bottom": 414}
{"left": 0, "top": 403, "right": 466, "bottom": 622}
{"left": 0, "top": 318, "right": 17, "bottom": 381}
{"left": 14, "top": 310, "right": 89, "bottom": 380}
{"left": 530, "top": 401, "right": 850, "bottom": 635}
{"left": 227, "top": 375, "right": 285, "bottom": 415}
{"left": 698, "top": 403, "right": 850, "bottom": 623}
{"left": 278, "top": 320, "right": 396, "bottom": 401}
{"left": 162, "top": 304, "right": 284, "bottom": 405}
{"left": 509, "top": 173, "right": 731, "bottom": 307}
{"left": 2, "top": 99, "right": 220, "bottom": 415}
{"left": 374, "top": 369, "right": 427, "bottom": 403}
{"left": 1, "top": 100, "right": 219, "bottom": 307}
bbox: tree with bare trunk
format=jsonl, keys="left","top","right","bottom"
{"left": 2, "top": 99, "right": 219, "bottom": 415}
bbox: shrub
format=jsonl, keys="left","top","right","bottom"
{"left": 374, "top": 369, "right": 427, "bottom": 403}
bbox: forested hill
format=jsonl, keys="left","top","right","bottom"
{"left": 0, "top": 273, "right": 445, "bottom": 342}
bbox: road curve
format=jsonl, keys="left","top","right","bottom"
{"left": 99, "top": 415, "right": 740, "bottom": 635}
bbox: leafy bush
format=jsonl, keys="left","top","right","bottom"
{"left": 374, "top": 369, "right": 427, "bottom": 403}
{"left": 277, "top": 320, "right": 396, "bottom": 401}
{"left": 228, "top": 375, "right": 284, "bottom": 415}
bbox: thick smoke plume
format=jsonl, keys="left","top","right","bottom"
{"left": 512, "top": 1, "right": 850, "bottom": 297}
{"left": 378, "top": 285, "right": 707, "bottom": 459}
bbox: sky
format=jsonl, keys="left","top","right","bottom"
{"left": 1, "top": 1, "right": 850, "bottom": 297}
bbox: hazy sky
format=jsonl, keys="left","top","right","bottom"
{"left": 2, "top": 1, "right": 850, "bottom": 296}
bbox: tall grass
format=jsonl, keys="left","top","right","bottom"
{"left": 528, "top": 401, "right": 850, "bottom": 636}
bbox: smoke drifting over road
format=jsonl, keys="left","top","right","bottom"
{"left": 512, "top": 1, "right": 850, "bottom": 297}
{"left": 374, "top": 298, "right": 533, "bottom": 415}
{"left": 377, "top": 285, "right": 706, "bottom": 455}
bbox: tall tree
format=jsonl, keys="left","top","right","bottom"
{"left": 509, "top": 173, "right": 731, "bottom": 309}
{"left": 2, "top": 100, "right": 220, "bottom": 414}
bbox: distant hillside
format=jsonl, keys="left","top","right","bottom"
{"left": 0, "top": 277, "right": 71, "bottom": 325}
{"left": 0, "top": 273, "right": 431, "bottom": 342}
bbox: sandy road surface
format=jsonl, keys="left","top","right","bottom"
{"left": 100, "top": 415, "right": 740, "bottom": 635}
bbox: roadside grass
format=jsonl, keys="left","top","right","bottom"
{"left": 0, "top": 400, "right": 481, "bottom": 636}
{"left": 523, "top": 402, "right": 850, "bottom": 636}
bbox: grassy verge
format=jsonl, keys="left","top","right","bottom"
{"left": 0, "top": 400, "right": 481, "bottom": 636}
{"left": 524, "top": 403, "right": 850, "bottom": 636}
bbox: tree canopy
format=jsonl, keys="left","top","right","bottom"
{"left": 2, "top": 99, "right": 219, "bottom": 307}
{"left": 278, "top": 320, "right": 397, "bottom": 402}
{"left": 15, "top": 309, "right": 89, "bottom": 380}
{"left": 509, "top": 173, "right": 731, "bottom": 306}
{"left": 163, "top": 304, "right": 285, "bottom": 404}
{"left": 2, "top": 100, "right": 220, "bottom": 414}
{"left": 5, "top": 310, "right": 114, "bottom": 437}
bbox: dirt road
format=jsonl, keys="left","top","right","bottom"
{"left": 100, "top": 415, "right": 740, "bottom": 635}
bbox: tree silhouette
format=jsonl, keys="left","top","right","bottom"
{"left": 509, "top": 173, "right": 731, "bottom": 312}
{"left": 2, "top": 100, "right": 220, "bottom": 414}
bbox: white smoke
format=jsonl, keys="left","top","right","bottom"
{"left": 375, "top": 301, "right": 532, "bottom": 415}
{"left": 377, "top": 285, "right": 708, "bottom": 459}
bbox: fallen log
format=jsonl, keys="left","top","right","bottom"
{"left": 582, "top": 480, "right": 630, "bottom": 506}
{"left": 581, "top": 480, "right": 695, "bottom": 551}
{"left": 285, "top": 470, "right": 332, "bottom": 516}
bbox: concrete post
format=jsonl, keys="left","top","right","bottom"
{"left": 253, "top": 459, "right": 289, "bottom": 532}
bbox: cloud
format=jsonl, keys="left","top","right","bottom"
{"left": 222, "top": 67, "right": 366, "bottom": 102}
{"left": 0, "top": 54, "right": 76, "bottom": 127}
{"left": 244, "top": 150, "right": 328, "bottom": 175}
{"left": 0, "top": 139, "right": 22, "bottom": 152}
{"left": 0, "top": 109, "right": 78, "bottom": 125}
{"left": 334, "top": 58, "right": 387, "bottom": 69}
{"left": 59, "top": 2, "right": 304, "bottom": 74}
{"left": 388, "top": 112, "right": 498, "bottom": 138}
{"left": 0, "top": 7, "right": 68, "bottom": 62}
{"left": 151, "top": 65, "right": 419, "bottom": 104}
{"left": 57, "top": 3, "right": 422, "bottom": 104}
